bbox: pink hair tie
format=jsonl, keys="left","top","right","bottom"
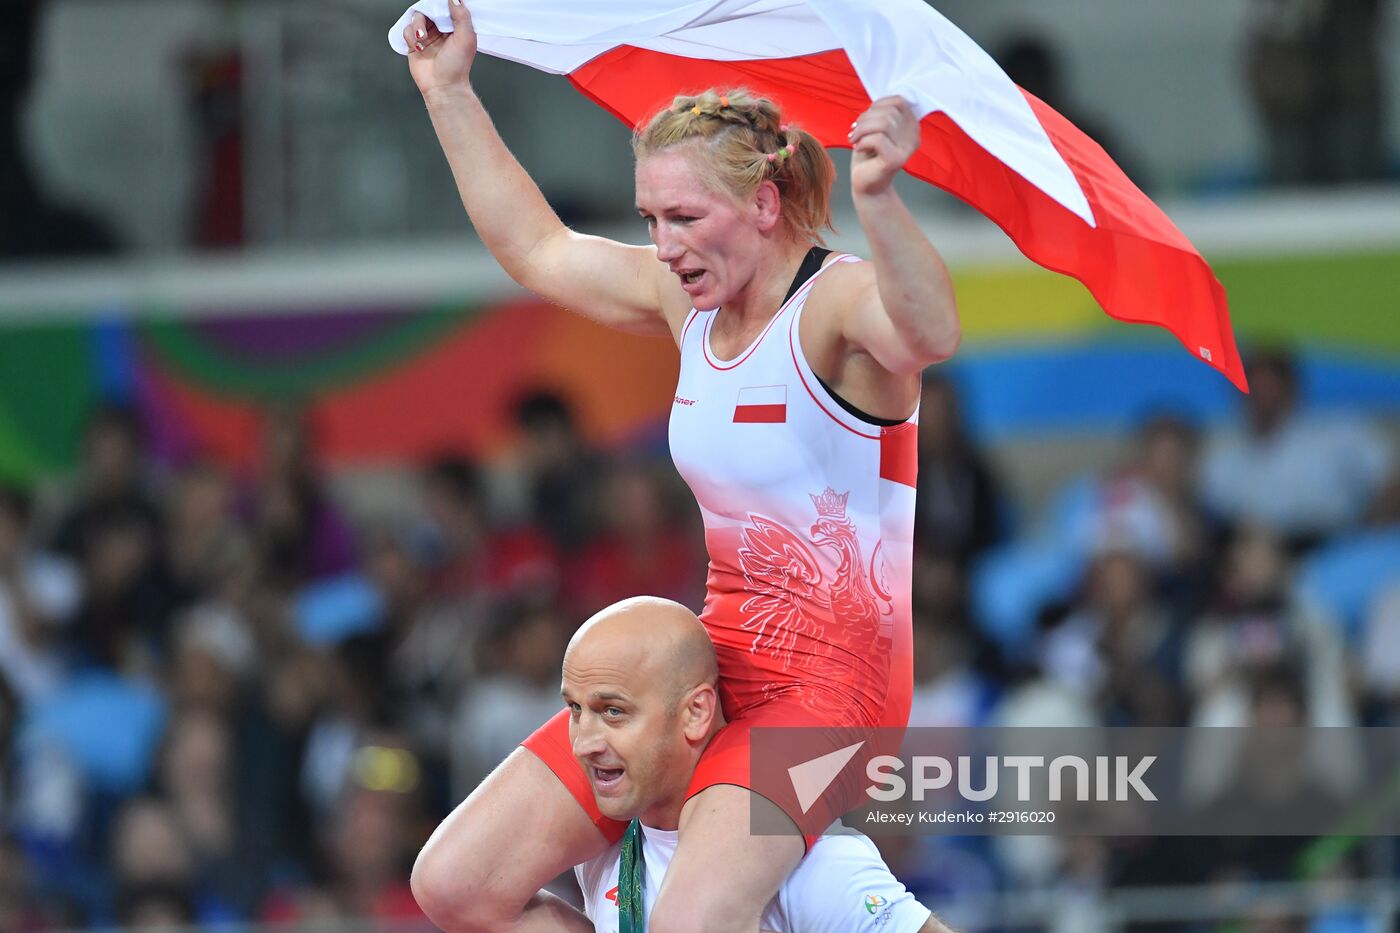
{"left": 780, "top": 123, "right": 790, "bottom": 132}
{"left": 766, "top": 152, "right": 778, "bottom": 163}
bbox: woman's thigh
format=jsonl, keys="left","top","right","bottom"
{"left": 652, "top": 783, "right": 806, "bottom": 933}
{"left": 412, "top": 742, "right": 614, "bottom": 929}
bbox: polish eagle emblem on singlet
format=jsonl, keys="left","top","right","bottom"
{"left": 735, "top": 487, "right": 893, "bottom": 667}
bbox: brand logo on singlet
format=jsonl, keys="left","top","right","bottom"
{"left": 605, "top": 885, "right": 619, "bottom": 905}
{"left": 674, "top": 396, "right": 697, "bottom": 406}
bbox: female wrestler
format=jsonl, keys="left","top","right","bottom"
{"left": 402, "top": 4, "right": 960, "bottom": 932}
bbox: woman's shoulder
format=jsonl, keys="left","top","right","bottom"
{"left": 807, "top": 250, "right": 873, "bottom": 304}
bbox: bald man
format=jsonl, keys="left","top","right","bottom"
{"left": 556, "top": 597, "right": 950, "bottom": 933}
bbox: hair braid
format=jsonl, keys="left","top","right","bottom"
{"left": 633, "top": 88, "right": 834, "bottom": 244}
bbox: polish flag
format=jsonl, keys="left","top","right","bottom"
{"left": 392, "top": 0, "right": 1247, "bottom": 392}
{"left": 733, "top": 385, "right": 788, "bottom": 424}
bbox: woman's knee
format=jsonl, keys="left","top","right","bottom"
{"left": 409, "top": 747, "right": 609, "bottom": 931}
{"left": 410, "top": 836, "right": 508, "bottom": 931}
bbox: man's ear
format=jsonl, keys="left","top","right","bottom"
{"left": 681, "top": 683, "right": 719, "bottom": 742}
{"left": 752, "top": 180, "right": 783, "bottom": 236}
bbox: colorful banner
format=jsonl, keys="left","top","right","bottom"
{"left": 0, "top": 248, "right": 1396, "bottom": 483}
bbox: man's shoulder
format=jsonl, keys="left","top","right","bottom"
{"left": 782, "top": 832, "right": 887, "bottom": 904}
{"left": 774, "top": 832, "right": 931, "bottom": 933}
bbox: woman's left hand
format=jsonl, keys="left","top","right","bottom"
{"left": 849, "top": 96, "right": 919, "bottom": 197}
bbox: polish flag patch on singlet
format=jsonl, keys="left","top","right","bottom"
{"left": 733, "top": 385, "right": 787, "bottom": 424}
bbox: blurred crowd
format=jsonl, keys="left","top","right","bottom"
{"left": 0, "top": 389, "right": 705, "bottom": 928}
{"left": 0, "top": 346, "right": 1396, "bottom": 929}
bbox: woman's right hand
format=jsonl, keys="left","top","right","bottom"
{"left": 404, "top": 1, "right": 478, "bottom": 97}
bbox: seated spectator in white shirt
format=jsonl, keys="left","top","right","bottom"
{"left": 1199, "top": 348, "right": 1393, "bottom": 549}
{"left": 563, "top": 597, "right": 951, "bottom": 933}
{"left": 0, "top": 486, "right": 81, "bottom": 703}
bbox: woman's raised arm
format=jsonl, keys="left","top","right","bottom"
{"left": 404, "top": 2, "right": 673, "bottom": 337}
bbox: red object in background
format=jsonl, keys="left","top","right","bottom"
{"left": 430, "top": 525, "right": 562, "bottom": 600}
{"left": 564, "top": 529, "right": 704, "bottom": 616}
{"left": 190, "top": 51, "right": 244, "bottom": 248}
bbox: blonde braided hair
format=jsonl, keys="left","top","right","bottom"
{"left": 633, "top": 88, "right": 835, "bottom": 245}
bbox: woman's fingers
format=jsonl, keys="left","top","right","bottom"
{"left": 449, "top": 0, "right": 474, "bottom": 33}
{"left": 402, "top": 13, "right": 422, "bottom": 53}
{"left": 853, "top": 130, "right": 895, "bottom": 163}
{"left": 405, "top": 10, "right": 448, "bottom": 53}
{"left": 850, "top": 97, "right": 915, "bottom": 140}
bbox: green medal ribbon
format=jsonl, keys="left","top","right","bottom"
{"left": 617, "top": 818, "right": 646, "bottom": 933}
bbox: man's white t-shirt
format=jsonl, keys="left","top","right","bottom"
{"left": 575, "top": 825, "right": 931, "bottom": 933}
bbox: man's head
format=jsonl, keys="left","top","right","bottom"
{"left": 1244, "top": 347, "right": 1299, "bottom": 436}
{"left": 562, "top": 597, "right": 720, "bottom": 828}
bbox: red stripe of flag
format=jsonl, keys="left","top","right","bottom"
{"left": 734, "top": 403, "right": 787, "bottom": 424}
{"left": 569, "top": 47, "right": 1246, "bottom": 392}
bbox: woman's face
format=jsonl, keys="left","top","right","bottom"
{"left": 635, "top": 147, "right": 772, "bottom": 311}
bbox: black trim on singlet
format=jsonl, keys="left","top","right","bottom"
{"left": 783, "top": 246, "right": 833, "bottom": 304}
{"left": 788, "top": 246, "right": 906, "bottom": 429}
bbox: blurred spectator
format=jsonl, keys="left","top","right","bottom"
{"left": 914, "top": 374, "right": 1006, "bottom": 566}
{"left": 115, "top": 883, "right": 197, "bottom": 930}
{"left": 167, "top": 603, "right": 255, "bottom": 713}
{"left": 418, "top": 454, "right": 558, "bottom": 600}
{"left": 564, "top": 461, "right": 705, "bottom": 616}
{"left": 152, "top": 708, "right": 246, "bottom": 915}
{"left": 0, "top": 835, "right": 58, "bottom": 930}
{"left": 450, "top": 597, "right": 572, "bottom": 795}
{"left": 509, "top": 390, "right": 608, "bottom": 553}
{"left": 1040, "top": 550, "right": 1185, "bottom": 725}
{"left": 0, "top": 0, "right": 120, "bottom": 259}
{"left": 1190, "top": 664, "right": 1359, "bottom": 884}
{"left": 0, "top": 673, "right": 19, "bottom": 819}
{"left": 1095, "top": 415, "right": 1209, "bottom": 575}
{"left": 162, "top": 462, "right": 246, "bottom": 611}
{"left": 1359, "top": 578, "right": 1400, "bottom": 719}
{"left": 51, "top": 404, "right": 162, "bottom": 564}
{"left": 1200, "top": 348, "right": 1394, "bottom": 549}
{"left": 1367, "top": 467, "right": 1400, "bottom": 527}
{"left": 1244, "top": 0, "right": 1389, "bottom": 186}
{"left": 247, "top": 405, "right": 355, "bottom": 585}
{"left": 1057, "top": 414, "right": 1214, "bottom": 625}
{"left": 51, "top": 406, "right": 171, "bottom": 668}
{"left": 1187, "top": 526, "right": 1354, "bottom": 728}
{"left": 906, "top": 610, "right": 998, "bottom": 728}
{"left": 110, "top": 798, "right": 195, "bottom": 912}
{"left": 300, "top": 637, "right": 392, "bottom": 819}
{"left": 68, "top": 504, "right": 172, "bottom": 672}
{"left": 233, "top": 645, "right": 322, "bottom": 895}
{"left": 0, "top": 485, "right": 80, "bottom": 703}
{"left": 361, "top": 526, "right": 479, "bottom": 799}
{"left": 320, "top": 784, "right": 424, "bottom": 922}
{"left": 260, "top": 781, "right": 427, "bottom": 927}
{"left": 179, "top": 0, "right": 245, "bottom": 248}
{"left": 997, "top": 34, "right": 1147, "bottom": 190}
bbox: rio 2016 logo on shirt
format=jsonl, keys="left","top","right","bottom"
{"left": 864, "top": 894, "right": 888, "bottom": 915}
